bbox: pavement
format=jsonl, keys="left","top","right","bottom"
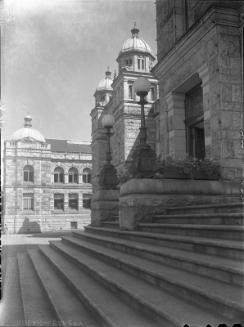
{"left": 0, "top": 231, "right": 74, "bottom": 326}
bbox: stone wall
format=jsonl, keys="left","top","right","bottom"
{"left": 153, "top": 5, "right": 244, "bottom": 180}
{"left": 156, "top": 0, "right": 242, "bottom": 61}
{"left": 119, "top": 178, "right": 242, "bottom": 230}
{"left": 3, "top": 140, "right": 92, "bottom": 233}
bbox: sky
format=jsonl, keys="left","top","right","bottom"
{"left": 2, "top": 0, "right": 156, "bottom": 142}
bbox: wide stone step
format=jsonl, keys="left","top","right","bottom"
{"left": 58, "top": 235, "right": 244, "bottom": 322}
{"left": 72, "top": 231, "right": 244, "bottom": 286}
{"left": 101, "top": 221, "right": 119, "bottom": 229}
{"left": 17, "top": 253, "right": 59, "bottom": 327}
{"left": 0, "top": 257, "right": 25, "bottom": 327}
{"left": 48, "top": 240, "right": 233, "bottom": 326}
{"left": 38, "top": 245, "right": 164, "bottom": 327}
{"left": 85, "top": 226, "right": 244, "bottom": 260}
{"left": 138, "top": 223, "right": 244, "bottom": 240}
{"left": 28, "top": 248, "right": 100, "bottom": 327}
{"left": 148, "top": 213, "right": 244, "bottom": 225}
{"left": 166, "top": 202, "right": 244, "bottom": 215}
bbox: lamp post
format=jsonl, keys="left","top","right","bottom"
{"left": 134, "top": 77, "right": 151, "bottom": 146}
{"left": 98, "top": 113, "right": 119, "bottom": 189}
{"left": 129, "top": 77, "right": 156, "bottom": 178}
{"left": 102, "top": 113, "right": 114, "bottom": 165}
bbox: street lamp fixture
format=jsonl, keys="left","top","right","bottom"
{"left": 129, "top": 77, "right": 156, "bottom": 178}
{"left": 101, "top": 113, "right": 114, "bottom": 165}
{"left": 134, "top": 77, "right": 151, "bottom": 145}
{"left": 99, "top": 113, "right": 119, "bottom": 189}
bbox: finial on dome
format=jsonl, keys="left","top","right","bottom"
{"left": 105, "top": 66, "right": 112, "bottom": 78}
{"left": 24, "top": 115, "right": 32, "bottom": 128}
{"left": 131, "top": 22, "right": 139, "bottom": 37}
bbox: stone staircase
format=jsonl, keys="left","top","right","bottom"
{"left": 2, "top": 202, "right": 244, "bottom": 327}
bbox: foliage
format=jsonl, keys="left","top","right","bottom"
{"left": 155, "top": 157, "right": 220, "bottom": 180}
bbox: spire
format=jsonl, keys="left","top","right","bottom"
{"left": 105, "top": 66, "right": 112, "bottom": 78}
{"left": 24, "top": 115, "right": 32, "bottom": 128}
{"left": 131, "top": 22, "right": 139, "bottom": 38}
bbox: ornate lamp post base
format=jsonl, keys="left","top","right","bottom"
{"left": 99, "top": 163, "right": 119, "bottom": 189}
{"left": 129, "top": 143, "right": 156, "bottom": 178}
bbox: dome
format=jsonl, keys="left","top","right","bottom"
{"left": 11, "top": 116, "right": 46, "bottom": 143}
{"left": 96, "top": 68, "right": 113, "bottom": 91}
{"left": 120, "top": 24, "right": 153, "bottom": 57}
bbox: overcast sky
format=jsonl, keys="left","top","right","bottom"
{"left": 2, "top": 0, "right": 156, "bottom": 142}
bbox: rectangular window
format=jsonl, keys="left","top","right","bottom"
{"left": 54, "top": 173, "right": 58, "bottom": 183}
{"left": 24, "top": 171, "right": 29, "bottom": 182}
{"left": 54, "top": 193, "right": 64, "bottom": 210}
{"left": 150, "top": 87, "right": 155, "bottom": 100}
{"left": 128, "top": 84, "right": 133, "bottom": 99}
{"left": 23, "top": 193, "right": 34, "bottom": 210}
{"left": 83, "top": 193, "right": 91, "bottom": 209}
{"left": 138, "top": 58, "right": 145, "bottom": 70}
{"left": 69, "top": 193, "right": 78, "bottom": 210}
{"left": 142, "top": 59, "right": 145, "bottom": 70}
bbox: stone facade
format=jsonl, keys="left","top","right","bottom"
{"left": 153, "top": 0, "right": 244, "bottom": 180}
{"left": 91, "top": 26, "right": 159, "bottom": 192}
{"left": 3, "top": 118, "right": 92, "bottom": 234}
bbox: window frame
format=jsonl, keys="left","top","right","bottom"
{"left": 82, "top": 168, "right": 91, "bottom": 183}
{"left": 68, "top": 167, "right": 78, "bottom": 184}
{"left": 23, "top": 165, "right": 34, "bottom": 183}
{"left": 54, "top": 167, "right": 64, "bottom": 184}
{"left": 54, "top": 193, "right": 64, "bottom": 211}
{"left": 83, "top": 193, "right": 91, "bottom": 209}
{"left": 23, "top": 193, "right": 34, "bottom": 211}
{"left": 68, "top": 193, "right": 79, "bottom": 210}
{"left": 128, "top": 84, "right": 133, "bottom": 99}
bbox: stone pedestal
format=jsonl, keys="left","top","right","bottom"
{"left": 91, "top": 189, "right": 119, "bottom": 226}
{"left": 129, "top": 144, "right": 156, "bottom": 178}
{"left": 119, "top": 178, "right": 241, "bottom": 230}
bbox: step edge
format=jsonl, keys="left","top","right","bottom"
{"left": 52, "top": 240, "right": 244, "bottom": 319}
{"left": 38, "top": 246, "right": 130, "bottom": 327}
{"left": 27, "top": 250, "right": 68, "bottom": 327}
{"left": 138, "top": 224, "right": 244, "bottom": 231}
{"left": 47, "top": 242, "right": 185, "bottom": 327}
{"left": 69, "top": 234, "right": 244, "bottom": 276}
{"left": 83, "top": 228, "right": 244, "bottom": 250}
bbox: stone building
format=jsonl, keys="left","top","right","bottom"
{"left": 91, "top": 1, "right": 244, "bottom": 226}
{"left": 153, "top": 0, "right": 244, "bottom": 180}
{"left": 3, "top": 116, "right": 92, "bottom": 233}
{"left": 90, "top": 25, "right": 159, "bottom": 192}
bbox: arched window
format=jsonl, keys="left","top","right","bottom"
{"left": 23, "top": 165, "right": 34, "bottom": 182}
{"left": 54, "top": 167, "right": 64, "bottom": 183}
{"left": 82, "top": 168, "right": 91, "bottom": 183}
{"left": 68, "top": 167, "right": 78, "bottom": 183}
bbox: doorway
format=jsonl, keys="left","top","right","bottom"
{"left": 185, "top": 84, "right": 205, "bottom": 159}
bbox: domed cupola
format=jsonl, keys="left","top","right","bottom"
{"left": 94, "top": 68, "right": 113, "bottom": 106}
{"left": 11, "top": 116, "right": 46, "bottom": 143}
{"left": 117, "top": 23, "right": 155, "bottom": 73}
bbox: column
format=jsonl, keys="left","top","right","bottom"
{"left": 165, "top": 92, "right": 186, "bottom": 159}
{"left": 198, "top": 64, "right": 211, "bottom": 157}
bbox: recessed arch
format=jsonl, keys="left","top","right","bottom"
{"left": 54, "top": 166, "right": 64, "bottom": 183}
